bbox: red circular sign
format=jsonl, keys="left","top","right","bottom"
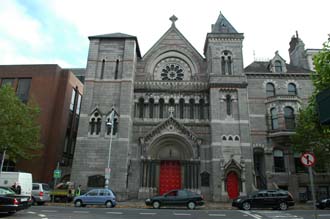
{"left": 300, "top": 152, "right": 316, "bottom": 167}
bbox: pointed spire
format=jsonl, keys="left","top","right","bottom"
{"left": 169, "top": 15, "right": 178, "bottom": 27}
{"left": 211, "top": 12, "right": 238, "bottom": 33}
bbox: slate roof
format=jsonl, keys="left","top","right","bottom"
{"left": 88, "top": 32, "right": 141, "bottom": 57}
{"left": 211, "top": 12, "right": 238, "bottom": 33}
{"left": 244, "top": 61, "right": 311, "bottom": 73}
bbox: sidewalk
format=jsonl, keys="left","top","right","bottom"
{"left": 46, "top": 200, "right": 314, "bottom": 210}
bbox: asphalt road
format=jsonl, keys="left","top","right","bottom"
{"left": 2, "top": 206, "right": 330, "bottom": 219}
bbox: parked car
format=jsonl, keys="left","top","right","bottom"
{"left": 145, "top": 189, "right": 204, "bottom": 209}
{"left": 50, "top": 182, "right": 75, "bottom": 202}
{"left": 73, "top": 188, "right": 116, "bottom": 208}
{"left": 316, "top": 197, "right": 330, "bottom": 209}
{"left": 0, "top": 186, "right": 31, "bottom": 214}
{"left": 31, "top": 183, "right": 51, "bottom": 205}
{"left": 232, "top": 190, "right": 295, "bottom": 210}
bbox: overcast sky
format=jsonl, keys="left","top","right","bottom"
{"left": 0, "top": 0, "right": 329, "bottom": 68}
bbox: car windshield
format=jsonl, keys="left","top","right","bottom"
{"left": 0, "top": 187, "right": 15, "bottom": 195}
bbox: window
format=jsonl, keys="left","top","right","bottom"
{"left": 270, "top": 108, "right": 279, "bottom": 130}
{"left": 76, "top": 94, "right": 82, "bottom": 114}
{"left": 266, "top": 83, "right": 275, "bottom": 97}
{"left": 100, "top": 59, "right": 105, "bottom": 79}
{"left": 149, "top": 98, "right": 154, "bottom": 118}
{"left": 114, "top": 59, "right": 119, "bottom": 79}
{"left": 288, "top": 83, "right": 297, "bottom": 95}
{"left": 221, "top": 51, "right": 232, "bottom": 75}
{"left": 161, "top": 64, "right": 184, "bottom": 80}
{"left": 89, "top": 111, "right": 102, "bottom": 135}
{"left": 179, "top": 98, "right": 185, "bottom": 119}
{"left": 275, "top": 60, "right": 282, "bottom": 72}
{"left": 201, "top": 171, "right": 210, "bottom": 187}
{"left": 70, "top": 89, "right": 76, "bottom": 111}
{"left": 159, "top": 98, "right": 164, "bottom": 118}
{"left": 274, "top": 149, "right": 285, "bottom": 172}
{"left": 226, "top": 95, "right": 232, "bottom": 115}
{"left": 17, "top": 78, "right": 31, "bottom": 103}
{"left": 1, "top": 78, "right": 14, "bottom": 87}
{"left": 199, "top": 99, "right": 205, "bottom": 119}
{"left": 284, "top": 107, "right": 295, "bottom": 129}
{"left": 138, "top": 98, "right": 144, "bottom": 119}
{"left": 189, "top": 99, "right": 195, "bottom": 119}
{"left": 294, "top": 152, "right": 305, "bottom": 173}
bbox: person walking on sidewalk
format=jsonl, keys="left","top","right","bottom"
{"left": 75, "top": 185, "right": 81, "bottom": 196}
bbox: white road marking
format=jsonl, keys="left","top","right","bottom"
{"left": 139, "top": 212, "right": 157, "bottom": 215}
{"left": 27, "top": 211, "right": 36, "bottom": 214}
{"left": 38, "top": 214, "right": 46, "bottom": 217}
{"left": 239, "top": 211, "right": 262, "bottom": 219}
{"left": 73, "top": 210, "right": 89, "bottom": 213}
{"left": 41, "top": 210, "right": 57, "bottom": 213}
{"left": 174, "top": 213, "right": 191, "bottom": 216}
{"left": 208, "top": 213, "right": 226, "bottom": 216}
{"left": 106, "top": 212, "right": 123, "bottom": 214}
{"left": 319, "top": 214, "right": 330, "bottom": 217}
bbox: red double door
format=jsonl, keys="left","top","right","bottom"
{"left": 227, "top": 171, "right": 239, "bottom": 199}
{"left": 159, "top": 160, "right": 181, "bottom": 195}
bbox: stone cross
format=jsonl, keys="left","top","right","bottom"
{"left": 168, "top": 106, "right": 175, "bottom": 117}
{"left": 170, "top": 15, "right": 178, "bottom": 27}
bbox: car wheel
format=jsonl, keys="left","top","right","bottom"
{"left": 32, "top": 197, "right": 37, "bottom": 206}
{"left": 187, "top": 201, "right": 196, "bottom": 210}
{"left": 74, "top": 200, "right": 83, "bottom": 207}
{"left": 317, "top": 205, "right": 325, "bottom": 210}
{"left": 242, "top": 202, "right": 251, "bottom": 210}
{"left": 105, "top": 201, "right": 113, "bottom": 208}
{"left": 152, "top": 201, "right": 160, "bottom": 209}
{"left": 279, "top": 202, "right": 288, "bottom": 210}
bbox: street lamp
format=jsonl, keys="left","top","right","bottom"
{"left": 105, "top": 108, "right": 118, "bottom": 189}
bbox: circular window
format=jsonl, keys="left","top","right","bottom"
{"left": 161, "top": 64, "right": 184, "bottom": 80}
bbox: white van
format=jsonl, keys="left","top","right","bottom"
{"left": 0, "top": 172, "right": 32, "bottom": 196}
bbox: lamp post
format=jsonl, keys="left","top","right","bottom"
{"left": 105, "top": 109, "right": 117, "bottom": 189}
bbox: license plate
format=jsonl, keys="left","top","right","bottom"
{"left": 21, "top": 198, "right": 27, "bottom": 202}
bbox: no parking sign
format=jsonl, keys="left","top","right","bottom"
{"left": 300, "top": 152, "right": 316, "bottom": 167}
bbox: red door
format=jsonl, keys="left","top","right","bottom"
{"left": 227, "top": 171, "right": 239, "bottom": 199}
{"left": 159, "top": 160, "right": 181, "bottom": 195}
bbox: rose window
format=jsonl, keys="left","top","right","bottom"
{"left": 161, "top": 64, "right": 184, "bottom": 80}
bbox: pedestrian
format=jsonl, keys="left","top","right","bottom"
{"left": 75, "top": 185, "right": 81, "bottom": 196}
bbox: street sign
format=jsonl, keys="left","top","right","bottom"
{"left": 300, "top": 152, "right": 316, "bottom": 167}
{"left": 53, "top": 169, "right": 61, "bottom": 179}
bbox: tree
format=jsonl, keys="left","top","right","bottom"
{"left": 292, "top": 37, "right": 330, "bottom": 170}
{"left": 0, "top": 85, "right": 42, "bottom": 161}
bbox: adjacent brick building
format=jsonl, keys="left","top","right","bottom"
{"left": 0, "top": 65, "right": 83, "bottom": 183}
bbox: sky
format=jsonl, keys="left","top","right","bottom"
{"left": 0, "top": 0, "right": 329, "bottom": 68}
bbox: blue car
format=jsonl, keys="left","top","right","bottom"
{"left": 73, "top": 188, "right": 116, "bottom": 208}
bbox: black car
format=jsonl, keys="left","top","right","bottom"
{"left": 316, "top": 197, "right": 330, "bottom": 209}
{"left": 145, "top": 189, "right": 204, "bottom": 209}
{"left": 232, "top": 190, "right": 295, "bottom": 210}
{"left": 0, "top": 186, "right": 31, "bottom": 214}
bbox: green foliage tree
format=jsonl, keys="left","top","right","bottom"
{"left": 0, "top": 85, "right": 42, "bottom": 161}
{"left": 292, "top": 37, "right": 330, "bottom": 170}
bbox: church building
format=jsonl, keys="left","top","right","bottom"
{"left": 71, "top": 13, "right": 327, "bottom": 201}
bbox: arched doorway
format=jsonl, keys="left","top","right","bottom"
{"left": 159, "top": 160, "right": 181, "bottom": 195}
{"left": 226, "top": 171, "right": 239, "bottom": 199}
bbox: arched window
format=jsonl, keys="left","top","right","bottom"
{"left": 284, "top": 107, "right": 295, "bottom": 129}
{"left": 189, "top": 99, "right": 195, "bottom": 119}
{"left": 288, "top": 83, "right": 297, "bottom": 95}
{"left": 266, "top": 83, "right": 275, "bottom": 97}
{"left": 149, "top": 98, "right": 154, "bottom": 118}
{"left": 100, "top": 59, "right": 105, "bottom": 79}
{"left": 221, "top": 51, "right": 233, "bottom": 75}
{"left": 114, "top": 59, "right": 119, "bottom": 79}
{"left": 106, "top": 113, "right": 118, "bottom": 135}
{"left": 179, "top": 98, "right": 185, "bottom": 119}
{"left": 274, "top": 60, "right": 282, "bottom": 72}
{"left": 273, "top": 149, "right": 285, "bottom": 172}
{"left": 199, "top": 99, "right": 205, "bottom": 119}
{"left": 89, "top": 111, "right": 102, "bottom": 135}
{"left": 138, "top": 98, "right": 144, "bottom": 119}
{"left": 226, "top": 95, "right": 232, "bottom": 116}
{"left": 159, "top": 98, "right": 164, "bottom": 118}
{"left": 270, "top": 108, "right": 278, "bottom": 130}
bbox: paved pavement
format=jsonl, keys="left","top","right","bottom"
{"left": 45, "top": 200, "right": 315, "bottom": 210}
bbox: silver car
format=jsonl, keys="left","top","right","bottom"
{"left": 31, "top": 183, "right": 51, "bottom": 205}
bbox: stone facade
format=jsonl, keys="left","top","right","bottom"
{"left": 71, "top": 13, "right": 328, "bottom": 202}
